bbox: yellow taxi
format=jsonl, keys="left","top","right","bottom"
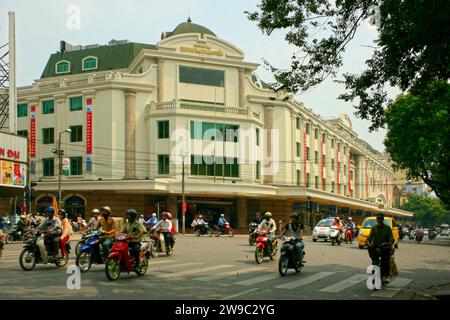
{"left": 357, "top": 216, "right": 399, "bottom": 249}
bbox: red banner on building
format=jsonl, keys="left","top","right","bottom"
{"left": 336, "top": 146, "right": 340, "bottom": 193}
{"left": 348, "top": 150, "right": 351, "bottom": 195}
{"left": 303, "top": 126, "right": 307, "bottom": 186}
{"left": 30, "top": 105, "right": 36, "bottom": 158}
{"left": 321, "top": 135, "right": 324, "bottom": 190}
{"left": 86, "top": 99, "right": 93, "bottom": 154}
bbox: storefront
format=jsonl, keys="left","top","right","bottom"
{"left": 0, "top": 132, "right": 28, "bottom": 215}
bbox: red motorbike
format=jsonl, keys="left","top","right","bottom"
{"left": 213, "top": 222, "right": 234, "bottom": 237}
{"left": 104, "top": 233, "right": 150, "bottom": 281}
{"left": 344, "top": 228, "right": 354, "bottom": 244}
{"left": 255, "top": 229, "right": 278, "bottom": 264}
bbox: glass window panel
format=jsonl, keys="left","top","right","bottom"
{"left": 70, "top": 97, "right": 83, "bottom": 111}
{"left": 17, "top": 104, "right": 28, "bottom": 117}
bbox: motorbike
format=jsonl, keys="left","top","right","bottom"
{"left": 75, "top": 228, "right": 95, "bottom": 256}
{"left": 149, "top": 230, "right": 174, "bottom": 257}
{"left": 428, "top": 230, "right": 437, "bottom": 240}
{"left": 248, "top": 223, "right": 259, "bottom": 246}
{"left": 415, "top": 230, "right": 424, "bottom": 243}
{"left": 213, "top": 222, "right": 234, "bottom": 237}
{"left": 76, "top": 230, "right": 106, "bottom": 273}
{"left": 329, "top": 226, "right": 342, "bottom": 246}
{"left": 369, "top": 242, "right": 389, "bottom": 290}
{"left": 5, "top": 224, "right": 29, "bottom": 244}
{"left": 104, "top": 233, "right": 150, "bottom": 281}
{"left": 194, "top": 223, "right": 212, "bottom": 237}
{"left": 408, "top": 229, "right": 415, "bottom": 240}
{"left": 254, "top": 229, "right": 278, "bottom": 264}
{"left": 0, "top": 217, "right": 11, "bottom": 233}
{"left": 344, "top": 227, "right": 354, "bottom": 244}
{"left": 19, "top": 232, "right": 70, "bottom": 271}
{"left": 278, "top": 236, "right": 303, "bottom": 276}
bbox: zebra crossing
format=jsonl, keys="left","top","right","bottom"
{"left": 147, "top": 260, "right": 413, "bottom": 298}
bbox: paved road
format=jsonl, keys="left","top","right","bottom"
{"left": 0, "top": 234, "right": 449, "bottom": 300}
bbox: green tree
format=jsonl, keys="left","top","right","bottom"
{"left": 401, "top": 194, "right": 448, "bottom": 227}
{"left": 246, "top": 0, "right": 450, "bottom": 130}
{"left": 384, "top": 81, "right": 450, "bottom": 205}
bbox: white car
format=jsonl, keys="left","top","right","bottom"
{"left": 312, "top": 219, "right": 335, "bottom": 242}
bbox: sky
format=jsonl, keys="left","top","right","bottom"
{"left": 0, "top": 0, "right": 393, "bottom": 151}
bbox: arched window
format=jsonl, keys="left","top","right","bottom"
{"left": 82, "top": 56, "right": 98, "bottom": 71}
{"left": 55, "top": 60, "right": 70, "bottom": 74}
{"left": 64, "top": 195, "right": 86, "bottom": 220}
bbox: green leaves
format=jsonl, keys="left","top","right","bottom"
{"left": 385, "top": 81, "right": 450, "bottom": 205}
{"left": 247, "top": 0, "right": 450, "bottom": 129}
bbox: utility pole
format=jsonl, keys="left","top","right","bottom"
{"left": 181, "top": 154, "right": 186, "bottom": 235}
{"left": 54, "top": 129, "right": 71, "bottom": 207}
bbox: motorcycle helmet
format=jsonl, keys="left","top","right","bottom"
{"left": 264, "top": 212, "right": 272, "bottom": 217}
{"left": 152, "top": 213, "right": 156, "bottom": 217}
{"left": 167, "top": 212, "right": 173, "bottom": 219}
{"left": 101, "top": 206, "right": 112, "bottom": 217}
{"left": 256, "top": 212, "right": 261, "bottom": 217}
{"left": 91, "top": 209, "right": 100, "bottom": 215}
{"left": 44, "top": 206, "right": 55, "bottom": 214}
{"left": 58, "top": 209, "right": 67, "bottom": 219}
{"left": 220, "top": 214, "right": 225, "bottom": 217}
{"left": 348, "top": 217, "right": 352, "bottom": 220}
{"left": 289, "top": 212, "right": 299, "bottom": 220}
{"left": 126, "top": 209, "right": 138, "bottom": 222}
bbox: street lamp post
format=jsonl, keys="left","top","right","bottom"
{"left": 181, "top": 154, "right": 186, "bottom": 235}
{"left": 56, "top": 129, "right": 71, "bottom": 208}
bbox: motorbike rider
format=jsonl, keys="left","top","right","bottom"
{"left": 193, "top": 215, "right": 207, "bottom": 233}
{"left": 151, "top": 212, "right": 174, "bottom": 250}
{"left": 257, "top": 212, "right": 277, "bottom": 254}
{"left": 367, "top": 213, "right": 394, "bottom": 284}
{"left": 346, "top": 217, "right": 355, "bottom": 239}
{"left": 252, "top": 212, "right": 263, "bottom": 224}
{"left": 86, "top": 209, "right": 101, "bottom": 230}
{"left": 38, "top": 206, "right": 62, "bottom": 258}
{"left": 144, "top": 213, "right": 158, "bottom": 229}
{"left": 279, "top": 213, "right": 305, "bottom": 266}
{"left": 332, "top": 217, "right": 343, "bottom": 239}
{"left": 58, "top": 209, "right": 73, "bottom": 258}
{"left": 122, "top": 209, "right": 147, "bottom": 270}
{"left": 98, "top": 206, "right": 116, "bottom": 257}
{"left": 218, "top": 214, "right": 228, "bottom": 233}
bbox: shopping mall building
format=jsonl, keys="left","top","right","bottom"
{"left": 14, "top": 19, "right": 412, "bottom": 227}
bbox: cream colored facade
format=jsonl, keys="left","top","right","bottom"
{"left": 15, "top": 21, "right": 412, "bottom": 226}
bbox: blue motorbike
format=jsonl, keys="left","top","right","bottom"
{"left": 75, "top": 231, "right": 105, "bottom": 273}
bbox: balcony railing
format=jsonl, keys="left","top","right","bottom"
{"left": 146, "top": 100, "right": 261, "bottom": 121}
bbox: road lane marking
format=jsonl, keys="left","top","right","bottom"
{"left": 219, "top": 288, "right": 259, "bottom": 300}
{"left": 234, "top": 273, "right": 279, "bottom": 286}
{"left": 152, "top": 262, "right": 203, "bottom": 271}
{"left": 148, "top": 260, "right": 174, "bottom": 266}
{"left": 156, "top": 264, "right": 234, "bottom": 279}
{"left": 319, "top": 274, "right": 367, "bottom": 293}
{"left": 275, "top": 271, "right": 336, "bottom": 290}
{"left": 194, "top": 266, "right": 266, "bottom": 282}
{"left": 371, "top": 288, "right": 402, "bottom": 298}
{"left": 386, "top": 277, "right": 413, "bottom": 288}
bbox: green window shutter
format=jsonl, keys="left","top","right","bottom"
{"left": 307, "top": 173, "right": 310, "bottom": 187}
{"left": 158, "top": 155, "right": 169, "bottom": 174}
{"left": 83, "top": 58, "right": 97, "bottom": 70}
{"left": 256, "top": 128, "right": 260, "bottom": 146}
{"left": 42, "top": 128, "right": 54, "bottom": 144}
{"left": 315, "top": 176, "right": 319, "bottom": 189}
{"left": 17, "top": 130, "right": 28, "bottom": 138}
{"left": 256, "top": 161, "right": 260, "bottom": 180}
{"left": 42, "top": 100, "right": 54, "bottom": 114}
{"left": 70, "top": 125, "right": 83, "bottom": 142}
{"left": 179, "top": 65, "right": 225, "bottom": 87}
{"left": 43, "top": 158, "right": 54, "bottom": 177}
{"left": 56, "top": 61, "right": 70, "bottom": 74}
{"left": 70, "top": 97, "right": 83, "bottom": 111}
{"left": 296, "top": 170, "right": 301, "bottom": 186}
{"left": 70, "top": 157, "right": 83, "bottom": 175}
{"left": 158, "top": 121, "right": 169, "bottom": 139}
{"left": 315, "top": 151, "right": 318, "bottom": 164}
{"left": 17, "top": 104, "right": 28, "bottom": 117}
{"left": 306, "top": 147, "right": 310, "bottom": 160}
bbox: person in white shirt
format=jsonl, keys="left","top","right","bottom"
{"left": 258, "top": 212, "right": 277, "bottom": 253}
{"left": 151, "top": 212, "right": 174, "bottom": 249}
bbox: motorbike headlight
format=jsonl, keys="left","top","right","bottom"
{"left": 359, "top": 231, "right": 364, "bottom": 237}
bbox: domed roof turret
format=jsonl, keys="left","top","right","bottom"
{"left": 161, "top": 18, "right": 216, "bottom": 39}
